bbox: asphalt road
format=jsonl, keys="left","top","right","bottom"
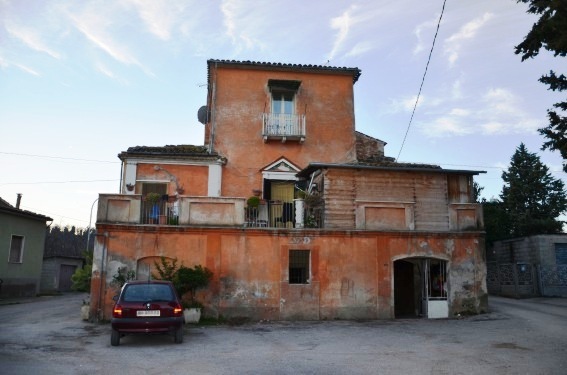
{"left": 0, "top": 294, "right": 565, "bottom": 374}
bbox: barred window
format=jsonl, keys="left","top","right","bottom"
{"left": 9, "top": 235, "right": 24, "bottom": 263}
{"left": 289, "top": 250, "right": 310, "bottom": 284}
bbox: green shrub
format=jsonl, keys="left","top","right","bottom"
{"left": 71, "top": 264, "right": 92, "bottom": 292}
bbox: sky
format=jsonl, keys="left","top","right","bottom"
{"left": 1, "top": 0, "right": 565, "bottom": 229}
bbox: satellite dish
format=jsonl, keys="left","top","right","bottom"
{"left": 197, "top": 105, "right": 209, "bottom": 125}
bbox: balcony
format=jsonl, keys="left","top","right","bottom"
{"left": 244, "top": 200, "right": 324, "bottom": 229}
{"left": 262, "top": 113, "right": 305, "bottom": 143}
{"left": 97, "top": 194, "right": 246, "bottom": 227}
{"left": 97, "top": 194, "right": 324, "bottom": 229}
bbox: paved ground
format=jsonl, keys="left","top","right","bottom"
{"left": 0, "top": 294, "right": 566, "bottom": 374}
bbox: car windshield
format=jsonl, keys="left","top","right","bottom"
{"left": 122, "top": 284, "right": 174, "bottom": 302}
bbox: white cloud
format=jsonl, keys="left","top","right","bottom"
{"left": 444, "top": 12, "right": 493, "bottom": 66}
{"left": 124, "top": 0, "right": 186, "bottom": 41}
{"left": 95, "top": 62, "right": 128, "bottom": 85}
{"left": 420, "top": 87, "right": 541, "bottom": 137}
{"left": 425, "top": 116, "right": 474, "bottom": 137}
{"left": 452, "top": 79, "right": 463, "bottom": 99}
{"left": 5, "top": 22, "right": 61, "bottom": 59}
{"left": 388, "top": 95, "right": 423, "bottom": 113}
{"left": 345, "top": 41, "right": 374, "bottom": 58}
{"left": 220, "top": 0, "right": 265, "bottom": 51}
{"left": 449, "top": 108, "right": 470, "bottom": 116}
{"left": 413, "top": 16, "right": 438, "bottom": 55}
{"left": 67, "top": 9, "right": 153, "bottom": 77}
{"left": 14, "top": 62, "right": 40, "bottom": 76}
{"left": 0, "top": 55, "right": 8, "bottom": 68}
{"left": 0, "top": 53, "right": 40, "bottom": 76}
{"left": 328, "top": 5, "right": 358, "bottom": 60}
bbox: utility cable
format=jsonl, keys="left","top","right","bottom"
{"left": 0, "top": 151, "right": 118, "bottom": 164}
{"left": 397, "top": 0, "right": 447, "bottom": 161}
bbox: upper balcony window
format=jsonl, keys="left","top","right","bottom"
{"left": 272, "top": 90, "right": 294, "bottom": 115}
{"left": 263, "top": 80, "right": 305, "bottom": 143}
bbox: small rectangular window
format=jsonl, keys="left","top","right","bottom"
{"left": 9, "top": 235, "right": 24, "bottom": 263}
{"left": 289, "top": 250, "right": 310, "bottom": 284}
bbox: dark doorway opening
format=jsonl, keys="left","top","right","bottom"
{"left": 394, "top": 257, "right": 448, "bottom": 319}
{"left": 394, "top": 259, "right": 420, "bottom": 318}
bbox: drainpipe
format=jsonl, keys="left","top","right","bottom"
{"left": 16, "top": 193, "right": 22, "bottom": 209}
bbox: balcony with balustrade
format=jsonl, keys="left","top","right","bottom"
{"left": 96, "top": 194, "right": 324, "bottom": 229}
{"left": 262, "top": 113, "right": 305, "bottom": 143}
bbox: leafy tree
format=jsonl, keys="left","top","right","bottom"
{"left": 473, "top": 181, "right": 484, "bottom": 203}
{"left": 500, "top": 143, "right": 566, "bottom": 237}
{"left": 515, "top": 0, "right": 567, "bottom": 171}
{"left": 174, "top": 265, "right": 213, "bottom": 308}
{"left": 152, "top": 257, "right": 179, "bottom": 281}
{"left": 482, "top": 199, "right": 513, "bottom": 245}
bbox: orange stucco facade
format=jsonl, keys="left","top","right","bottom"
{"left": 206, "top": 62, "right": 358, "bottom": 198}
{"left": 91, "top": 60, "right": 487, "bottom": 322}
{"left": 92, "top": 226, "right": 485, "bottom": 321}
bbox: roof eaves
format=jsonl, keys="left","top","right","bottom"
{"left": 207, "top": 59, "right": 362, "bottom": 84}
{"left": 297, "top": 162, "right": 486, "bottom": 177}
{"left": 0, "top": 206, "right": 53, "bottom": 222}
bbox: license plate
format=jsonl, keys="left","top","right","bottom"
{"left": 137, "top": 310, "right": 160, "bottom": 317}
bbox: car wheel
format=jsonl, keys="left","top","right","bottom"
{"left": 111, "top": 329, "right": 120, "bottom": 346}
{"left": 174, "top": 326, "right": 183, "bottom": 344}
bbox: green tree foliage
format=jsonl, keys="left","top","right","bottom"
{"left": 71, "top": 260, "right": 92, "bottom": 292}
{"left": 45, "top": 225, "right": 94, "bottom": 257}
{"left": 482, "top": 199, "right": 512, "bottom": 246}
{"left": 175, "top": 265, "right": 213, "bottom": 307}
{"left": 500, "top": 143, "right": 567, "bottom": 237}
{"left": 473, "top": 181, "right": 484, "bottom": 203}
{"left": 515, "top": 0, "right": 567, "bottom": 171}
{"left": 152, "top": 257, "right": 179, "bottom": 281}
{"left": 110, "top": 267, "right": 136, "bottom": 289}
{"left": 151, "top": 257, "right": 213, "bottom": 308}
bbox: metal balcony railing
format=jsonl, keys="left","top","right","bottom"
{"left": 244, "top": 200, "right": 324, "bottom": 229}
{"left": 262, "top": 113, "right": 305, "bottom": 142}
{"left": 141, "top": 201, "right": 180, "bottom": 225}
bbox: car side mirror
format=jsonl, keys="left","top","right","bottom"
{"left": 112, "top": 295, "right": 119, "bottom": 301}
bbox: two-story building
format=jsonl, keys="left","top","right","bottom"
{"left": 0, "top": 195, "right": 52, "bottom": 298}
{"left": 91, "top": 59, "right": 487, "bottom": 321}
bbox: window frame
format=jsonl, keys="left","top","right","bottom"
{"left": 289, "top": 249, "right": 310, "bottom": 284}
{"left": 8, "top": 234, "right": 25, "bottom": 264}
{"left": 271, "top": 90, "right": 295, "bottom": 115}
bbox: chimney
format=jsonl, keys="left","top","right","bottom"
{"left": 16, "top": 193, "right": 22, "bottom": 209}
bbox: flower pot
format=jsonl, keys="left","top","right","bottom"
{"left": 183, "top": 308, "right": 201, "bottom": 324}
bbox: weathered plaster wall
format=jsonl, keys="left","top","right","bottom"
{"left": 90, "top": 226, "right": 487, "bottom": 321}
{"left": 208, "top": 65, "right": 358, "bottom": 198}
{"left": 136, "top": 163, "right": 209, "bottom": 196}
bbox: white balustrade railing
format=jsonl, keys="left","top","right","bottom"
{"left": 262, "top": 113, "right": 305, "bottom": 138}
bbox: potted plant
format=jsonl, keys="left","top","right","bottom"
{"left": 246, "top": 196, "right": 260, "bottom": 222}
{"left": 174, "top": 265, "right": 213, "bottom": 323}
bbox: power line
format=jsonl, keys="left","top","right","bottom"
{"left": 0, "top": 151, "right": 119, "bottom": 164}
{"left": 18, "top": 204, "right": 90, "bottom": 224}
{"left": 0, "top": 179, "right": 118, "bottom": 186}
{"left": 397, "top": 0, "right": 447, "bottom": 161}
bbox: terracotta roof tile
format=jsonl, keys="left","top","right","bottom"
{"left": 207, "top": 59, "right": 362, "bottom": 83}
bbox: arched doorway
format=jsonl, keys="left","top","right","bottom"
{"left": 394, "top": 257, "right": 448, "bottom": 319}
